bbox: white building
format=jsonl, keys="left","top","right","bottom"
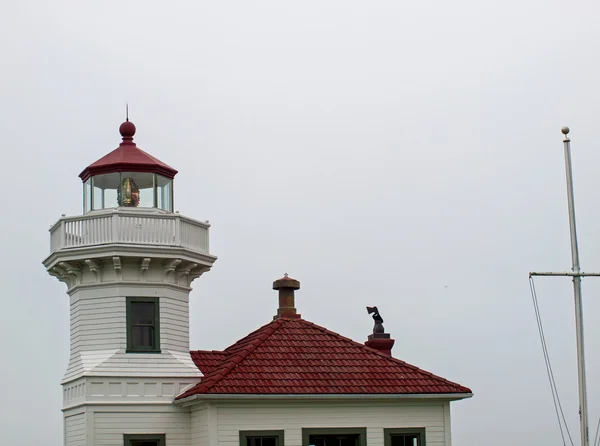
{"left": 44, "top": 120, "right": 472, "bottom": 446}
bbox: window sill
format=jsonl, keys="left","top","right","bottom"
{"left": 126, "top": 349, "right": 162, "bottom": 354}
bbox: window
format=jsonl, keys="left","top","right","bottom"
{"left": 124, "top": 434, "right": 165, "bottom": 446}
{"left": 240, "top": 430, "right": 284, "bottom": 446}
{"left": 126, "top": 297, "right": 160, "bottom": 353}
{"left": 303, "top": 428, "right": 366, "bottom": 446}
{"left": 384, "top": 428, "right": 425, "bottom": 446}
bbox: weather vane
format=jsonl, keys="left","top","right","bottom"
{"left": 366, "top": 306, "right": 384, "bottom": 334}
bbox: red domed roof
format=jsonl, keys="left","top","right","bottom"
{"left": 79, "top": 121, "right": 178, "bottom": 182}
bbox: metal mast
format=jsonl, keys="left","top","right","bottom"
{"left": 530, "top": 126, "right": 590, "bottom": 446}
{"left": 562, "top": 126, "right": 589, "bottom": 446}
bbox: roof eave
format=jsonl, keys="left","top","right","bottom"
{"left": 174, "top": 392, "right": 474, "bottom": 407}
{"left": 79, "top": 163, "right": 178, "bottom": 182}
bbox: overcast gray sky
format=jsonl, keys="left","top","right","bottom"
{"left": 2, "top": 0, "right": 600, "bottom": 444}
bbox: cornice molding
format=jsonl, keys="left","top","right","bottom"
{"left": 43, "top": 243, "right": 217, "bottom": 270}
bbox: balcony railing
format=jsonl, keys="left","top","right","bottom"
{"left": 49, "top": 209, "right": 210, "bottom": 254}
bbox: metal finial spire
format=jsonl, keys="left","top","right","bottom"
{"left": 284, "top": 273, "right": 288, "bottom": 278}
{"left": 562, "top": 126, "right": 570, "bottom": 142}
{"left": 126, "top": 103, "right": 129, "bottom": 122}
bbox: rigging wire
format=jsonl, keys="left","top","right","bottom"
{"left": 593, "top": 417, "right": 600, "bottom": 446}
{"left": 529, "top": 276, "right": 575, "bottom": 446}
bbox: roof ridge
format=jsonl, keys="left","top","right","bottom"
{"left": 223, "top": 319, "right": 282, "bottom": 353}
{"left": 190, "top": 349, "right": 227, "bottom": 355}
{"left": 187, "top": 319, "right": 286, "bottom": 395}
{"left": 295, "top": 318, "right": 469, "bottom": 391}
{"left": 135, "top": 145, "right": 173, "bottom": 165}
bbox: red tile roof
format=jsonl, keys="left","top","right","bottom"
{"left": 179, "top": 317, "right": 471, "bottom": 399}
{"left": 190, "top": 350, "right": 229, "bottom": 375}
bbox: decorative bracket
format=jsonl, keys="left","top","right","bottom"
{"left": 85, "top": 259, "right": 101, "bottom": 283}
{"left": 112, "top": 257, "right": 122, "bottom": 281}
{"left": 49, "top": 265, "right": 68, "bottom": 287}
{"left": 140, "top": 258, "right": 151, "bottom": 282}
{"left": 56, "top": 262, "right": 82, "bottom": 289}
{"left": 186, "top": 265, "right": 212, "bottom": 287}
{"left": 177, "top": 262, "right": 198, "bottom": 285}
{"left": 164, "top": 259, "right": 182, "bottom": 280}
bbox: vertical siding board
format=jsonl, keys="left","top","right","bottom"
{"left": 443, "top": 402, "right": 452, "bottom": 446}
{"left": 192, "top": 407, "right": 209, "bottom": 446}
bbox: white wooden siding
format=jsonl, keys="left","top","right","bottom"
{"left": 65, "top": 412, "right": 86, "bottom": 446}
{"left": 65, "top": 294, "right": 126, "bottom": 382}
{"left": 74, "top": 296, "right": 126, "bottom": 352}
{"left": 64, "top": 287, "right": 200, "bottom": 384}
{"left": 160, "top": 296, "right": 190, "bottom": 352}
{"left": 191, "top": 406, "right": 209, "bottom": 446}
{"left": 89, "top": 351, "right": 200, "bottom": 377}
{"left": 94, "top": 408, "right": 191, "bottom": 446}
{"left": 198, "top": 402, "right": 448, "bottom": 446}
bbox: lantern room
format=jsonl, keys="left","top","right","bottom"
{"left": 79, "top": 120, "right": 177, "bottom": 213}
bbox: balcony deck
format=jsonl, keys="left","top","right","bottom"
{"left": 49, "top": 208, "right": 210, "bottom": 255}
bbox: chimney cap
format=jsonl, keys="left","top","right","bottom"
{"left": 273, "top": 273, "right": 300, "bottom": 290}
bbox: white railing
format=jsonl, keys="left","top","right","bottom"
{"left": 49, "top": 209, "right": 210, "bottom": 254}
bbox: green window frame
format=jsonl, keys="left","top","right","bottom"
{"left": 124, "top": 433, "right": 166, "bottom": 445}
{"left": 126, "top": 297, "right": 161, "bottom": 353}
{"left": 384, "top": 428, "right": 426, "bottom": 446}
{"left": 302, "top": 428, "right": 366, "bottom": 446}
{"left": 240, "top": 430, "right": 284, "bottom": 446}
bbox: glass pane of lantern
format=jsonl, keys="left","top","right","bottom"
{"left": 119, "top": 172, "right": 154, "bottom": 208}
{"left": 83, "top": 179, "right": 92, "bottom": 213}
{"left": 156, "top": 175, "right": 173, "bottom": 212}
{"left": 93, "top": 183, "right": 102, "bottom": 210}
{"left": 92, "top": 173, "right": 120, "bottom": 210}
{"left": 105, "top": 187, "right": 118, "bottom": 208}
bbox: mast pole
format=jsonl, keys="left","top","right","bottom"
{"left": 562, "top": 126, "right": 589, "bottom": 446}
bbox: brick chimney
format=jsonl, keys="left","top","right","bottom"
{"left": 364, "top": 306, "right": 395, "bottom": 356}
{"left": 273, "top": 274, "right": 302, "bottom": 320}
{"left": 365, "top": 335, "right": 395, "bottom": 357}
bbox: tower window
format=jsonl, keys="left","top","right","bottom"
{"left": 126, "top": 297, "right": 160, "bottom": 353}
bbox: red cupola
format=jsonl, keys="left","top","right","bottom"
{"left": 79, "top": 120, "right": 177, "bottom": 213}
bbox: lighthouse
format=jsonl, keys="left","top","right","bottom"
{"left": 43, "top": 120, "right": 217, "bottom": 444}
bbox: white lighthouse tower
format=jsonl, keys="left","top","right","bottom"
{"left": 43, "top": 120, "right": 216, "bottom": 445}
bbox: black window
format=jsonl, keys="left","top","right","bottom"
{"left": 384, "top": 428, "right": 425, "bottom": 446}
{"left": 124, "top": 434, "right": 165, "bottom": 446}
{"left": 240, "top": 430, "right": 284, "bottom": 446}
{"left": 126, "top": 297, "right": 160, "bottom": 353}
{"left": 303, "top": 428, "right": 366, "bottom": 446}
